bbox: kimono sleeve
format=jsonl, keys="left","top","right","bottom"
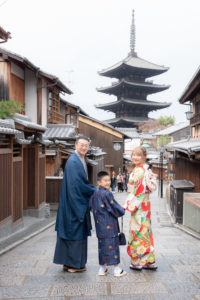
{"left": 67, "top": 159, "right": 96, "bottom": 222}
{"left": 124, "top": 167, "right": 145, "bottom": 213}
{"left": 104, "top": 192, "right": 125, "bottom": 218}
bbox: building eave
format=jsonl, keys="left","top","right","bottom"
{"left": 98, "top": 55, "right": 169, "bottom": 79}
{"left": 0, "top": 47, "right": 72, "bottom": 95}
{"left": 179, "top": 65, "right": 200, "bottom": 104}
{"left": 78, "top": 114, "right": 129, "bottom": 139}
{"left": 166, "top": 138, "right": 200, "bottom": 155}
{"left": 60, "top": 98, "right": 88, "bottom": 116}
{"left": 95, "top": 98, "right": 171, "bottom": 111}
{"left": 105, "top": 116, "right": 149, "bottom": 127}
{"left": 97, "top": 79, "right": 170, "bottom": 95}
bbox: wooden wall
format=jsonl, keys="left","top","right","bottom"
{"left": 10, "top": 73, "right": 25, "bottom": 106}
{"left": 46, "top": 177, "right": 63, "bottom": 204}
{"left": 0, "top": 149, "right": 12, "bottom": 223}
{"left": 0, "top": 60, "right": 25, "bottom": 104}
{"left": 175, "top": 157, "right": 200, "bottom": 192}
{"left": 79, "top": 120, "right": 124, "bottom": 174}
{"left": 0, "top": 135, "right": 47, "bottom": 231}
{"left": 0, "top": 58, "right": 9, "bottom": 100}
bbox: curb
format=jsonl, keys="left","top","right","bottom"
{"left": 173, "top": 223, "right": 200, "bottom": 240}
{"left": 0, "top": 220, "right": 56, "bottom": 256}
{"left": 165, "top": 200, "right": 200, "bottom": 240}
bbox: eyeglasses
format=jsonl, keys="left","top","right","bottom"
{"left": 78, "top": 143, "right": 89, "bottom": 148}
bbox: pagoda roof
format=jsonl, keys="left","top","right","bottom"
{"left": 97, "top": 79, "right": 170, "bottom": 96}
{"left": 105, "top": 116, "right": 149, "bottom": 127}
{"left": 96, "top": 98, "right": 171, "bottom": 111}
{"left": 98, "top": 55, "right": 169, "bottom": 79}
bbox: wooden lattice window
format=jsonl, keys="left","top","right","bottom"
{"left": 195, "top": 101, "right": 200, "bottom": 114}
{"left": 13, "top": 143, "right": 22, "bottom": 157}
{"left": 48, "top": 89, "right": 59, "bottom": 112}
{"left": 39, "top": 145, "right": 45, "bottom": 155}
{"left": 0, "top": 134, "right": 11, "bottom": 149}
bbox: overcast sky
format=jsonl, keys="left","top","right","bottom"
{"left": 1, "top": 0, "right": 200, "bottom": 124}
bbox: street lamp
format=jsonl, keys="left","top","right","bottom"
{"left": 160, "top": 145, "right": 164, "bottom": 198}
{"left": 185, "top": 104, "right": 193, "bottom": 120}
{"left": 185, "top": 104, "right": 193, "bottom": 138}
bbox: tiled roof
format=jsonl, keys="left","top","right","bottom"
{"left": 60, "top": 98, "right": 88, "bottom": 116}
{"left": 43, "top": 124, "right": 76, "bottom": 140}
{"left": 15, "top": 114, "right": 47, "bottom": 132}
{"left": 99, "top": 55, "right": 168, "bottom": 75}
{"left": 116, "top": 128, "right": 139, "bottom": 139}
{"left": 0, "top": 47, "right": 72, "bottom": 94}
{"left": 97, "top": 79, "right": 170, "bottom": 93}
{"left": 154, "top": 122, "right": 189, "bottom": 136}
{"left": 96, "top": 98, "right": 171, "bottom": 109}
{"left": 79, "top": 114, "right": 129, "bottom": 139}
{"left": 0, "top": 119, "right": 20, "bottom": 135}
{"left": 89, "top": 146, "right": 107, "bottom": 156}
{"left": 166, "top": 138, "right": 200, "bottom": 154}
{"left": 105, "top": 116, "right": 149, "bottom": 125}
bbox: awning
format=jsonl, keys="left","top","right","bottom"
{"left": 54, "top": 140, "right": 73, "bottom": 147}
{"left": 86, "top": 158, "right": 98, "bottom": 166}
{"left": 166, "top": 139, "right": 200, "bottom": 155}
{"left": 0, "top": 119, "right": 20, "bottom": 135}
{"left": 89, "top": 146, "right": 107, "bottom": 156}
{"left": 15, "top": 113, "right": 47, "bottom": 132}
{"left": 43, "top": 124, "right": 76, "bottom": 140}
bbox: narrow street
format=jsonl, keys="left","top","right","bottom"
{"left": 0, "top": 191, "right": 200, "bottom": 300}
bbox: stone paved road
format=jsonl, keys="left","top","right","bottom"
{"left": 0, "top": 191, "right": 200, "bottom": 300}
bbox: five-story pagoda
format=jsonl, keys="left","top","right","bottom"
{"left": 96, "top": 10, "right": 171, "bottom": 128}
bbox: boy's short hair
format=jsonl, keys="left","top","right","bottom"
{"left": 97, "top": 171, "right": 109, "bottom": 181}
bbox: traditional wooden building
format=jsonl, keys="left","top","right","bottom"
{"left": 78, "top": 114, "right": 128, "bottom": 174}
{"left": 0, "top": 47, "right": 72, "bottom": 237}
{"left": 167, "top": 66, "right": 200, "bottom": 192}
{"left": 154, "top": 122, "right": 190, "bottom": 148}
{"left": 44, "top": 99, "right": 128, "bottom": 177}
{"left": 0, "top": 47, "right": 72, "bottom": 126}
{"left": 96, "top": 10, "right": 170, "bottom": 129}
{"left": 0, "top": 116, "right": 50, "bottom": 238}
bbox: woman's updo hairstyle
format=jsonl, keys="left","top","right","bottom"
{"left": 131, "top": 146, "right": 147, "bottom": 158}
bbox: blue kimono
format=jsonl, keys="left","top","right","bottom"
{"left": 53, "top": 152, "right": 96, "bottom": 268}
{"left": 90, "top": 187, "right": 125, "bottom": 266}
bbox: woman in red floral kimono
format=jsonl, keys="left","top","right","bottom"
{"left": 124, "top": 146, "right": 158, "bottom": 270}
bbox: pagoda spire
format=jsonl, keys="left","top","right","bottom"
{"left": 130, "top": 10, "right": 137, "bottom": 56}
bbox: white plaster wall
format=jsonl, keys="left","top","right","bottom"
{"left": 25, "top": 68, "right": 37, "bottom": 123}
{"left": 42, "top": 79, "right": 47, "bottom": 126}
{"left": 11, "top": 62, "right": 24, "bottom": 79}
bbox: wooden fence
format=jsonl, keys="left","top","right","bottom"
{"left": 0, "top": 150, "right": 12, "bottom": 223}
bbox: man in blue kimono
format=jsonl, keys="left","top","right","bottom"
{"left": 53, "top": 136, "right": 96, "bottom": 273}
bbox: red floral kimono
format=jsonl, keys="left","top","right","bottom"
{"left": 124, "top": 164, "right": 156, "bottom": 266}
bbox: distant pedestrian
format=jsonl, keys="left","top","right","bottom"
{"left": 124, "top": 173, "right": 129, "bottom": 192}
{"left": 90, "top": 171, "right": 126, "bottom": 277}
{"left": 124, "top": 146, "right": 158, "bottom": 270}
{"left": 117, "top": 173, "right": 123, "bottom": 192}
{"left": 58, "top": 168, "right": 64, "bottom": 177}
{"left": 53, "top": 136, "right": 96, "bottom": 273}
{"left": 110, "top": 173, "right": 116, "bottom": 193}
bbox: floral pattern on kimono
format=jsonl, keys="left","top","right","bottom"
{"left": 124, "top": 164, "right": 156, "bottom": 266}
